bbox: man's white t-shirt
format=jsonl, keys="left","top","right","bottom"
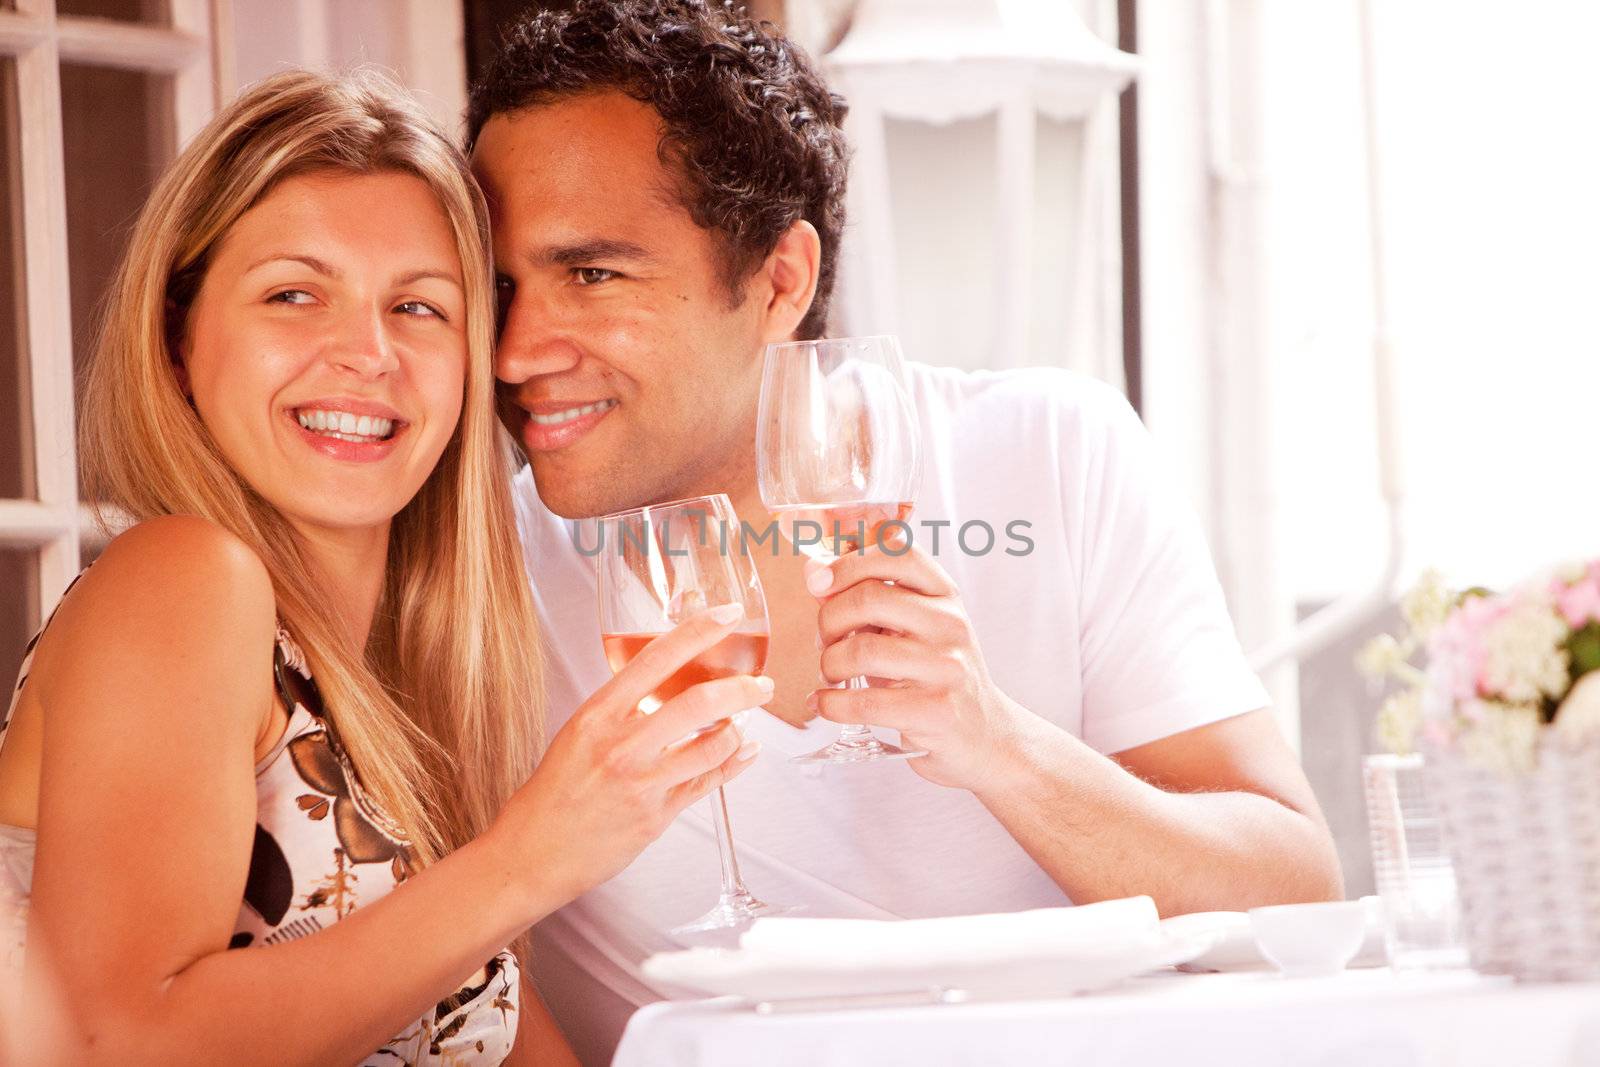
{"left": 512, "top": 363, "right": 1268, "bottom": 1066}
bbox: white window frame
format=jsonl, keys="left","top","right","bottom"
{"left": 0, "top": 0, "right": 222, "bottom": 625}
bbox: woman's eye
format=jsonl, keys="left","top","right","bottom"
{"left": 575, "top": 267, "right": 618, "bottom": 286}
{"left": 395, "top": 300, "right": 444, "bottom": 319}
{"left": 267, "top": 289, "right": 316, "bottom": 305}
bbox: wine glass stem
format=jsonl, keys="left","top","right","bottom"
{"left": 709, "top": 786, "right": 749, "bottom": 899}
{"left": 836, "top": 677, "right": 876, "bottom": 745}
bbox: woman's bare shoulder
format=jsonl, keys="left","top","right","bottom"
{"left": 28, "top": 515, "right": 278, "bottom": 705}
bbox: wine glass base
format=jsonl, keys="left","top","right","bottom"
{"left": 791, "top": 736, "right": 928, "bottom": 765}
{"left": 670, "top": 891, "right": 800, "bottom": 937}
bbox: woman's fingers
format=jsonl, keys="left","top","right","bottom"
{"left": 664, "top": 724, "right": 762, "bottom": 810}
{"left": 629, "top": 673, "right": 773, "bottom": 757}
{"left": 589, "top": 604, "right": 746, "bottom": 720}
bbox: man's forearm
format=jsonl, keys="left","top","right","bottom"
{"left": 974, "top": 711, "right": 1344, "bottom": 916}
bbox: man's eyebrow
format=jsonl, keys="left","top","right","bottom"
{"left": 245, "top": 253, "right": 340, "bottom": 278}
{"left": 539, "top": 240, "right": 656, "bottom": 268}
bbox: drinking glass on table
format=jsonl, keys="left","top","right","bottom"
{"left": 756, "top": 335, "right": 925, "bottom": 765}
{"left": 596, "top": 493, "right": 792, "bottom": 934}
{"left": 1363, "top": 753, "right": 1468, "bottom": 969}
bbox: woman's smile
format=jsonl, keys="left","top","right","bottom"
{"left": 286, "top": 397, "right": 408, "bottom": 463}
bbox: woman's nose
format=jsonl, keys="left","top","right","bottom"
{"left": 328, "top": 310, "right": 400, "bottom": 378}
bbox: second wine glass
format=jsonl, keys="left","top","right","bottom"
{"left": 756, "top": 335, "right": 926, "bottom": 765}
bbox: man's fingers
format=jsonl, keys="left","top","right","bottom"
{"left": 816, "top": 580, "right": 967, "bottom": 645}
{"left": 806, "top": 542, "right": 957, "bottom": 599}
{"left": 810, "top": 683, "right": 927, "bottom": 734}
{"left": 818, "top": 630, "right": 957, "bottom": 687}
{"left": 590, "top": 604, "right": 746, "bottom": 719}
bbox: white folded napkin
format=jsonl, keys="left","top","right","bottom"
{"left": 641, "top": 896, "right": 1192, "bottom": 1003}
{"left": 736, "top": 895, "right": 1162, "bottom": 969}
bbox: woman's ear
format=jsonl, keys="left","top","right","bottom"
{"left": 758, "top": 219, "right": 821, "bottom": 345}
{"left": 165, "top": 297, "right": 192, "bottom": 396}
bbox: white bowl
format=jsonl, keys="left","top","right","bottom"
{"left": 1248, "top": 901, "right": 1368, "bottom": 978}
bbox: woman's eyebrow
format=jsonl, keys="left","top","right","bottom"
{"left": 392, "top": 268, "right": 463, "bottom": 289}
{"left": 242, "top": 255, "right": 460, "bottom": 289}
{"left": 246, "top": 252, "right": 339, "bottom": 277}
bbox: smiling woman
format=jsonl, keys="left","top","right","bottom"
{"left": 0, "top": 65, "right": 771, "bottom": 1067}
{"left": 175, "top": 170, "right": 467, "bottom": 533}
{"left": 0, "top": 68, "right": 541, "bottom": 1067}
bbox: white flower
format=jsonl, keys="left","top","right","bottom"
{"left": 1357, "top": 633, "right": 1407, "bottom": 679}
{"left": 1555, "top": 672, "right": 1600, "bottom": 746}
{"left": 1375, "top": 688, "right": 1421, "bottom": 755}
{"left": 1457, "top": 702, "right": 1541, "bottom": 776}
{"left": 1401, "top": 569, "right": 1455, "bottom": 640}
{"left": 1555, "top": 560, "right": 1590, "bottom": 584}
{"left": 1479, "top": 598, "right": 1570, "bottom": 704}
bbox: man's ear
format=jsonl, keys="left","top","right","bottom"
{"left": 758, "top": 219, "right": 821, "bottom": 344}
{"left": 165, "top": 297, "right": 192, "bottom": 396}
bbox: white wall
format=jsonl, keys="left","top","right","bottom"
{"left": 1262, "top": 3, "right": 1600, "bottom": 601}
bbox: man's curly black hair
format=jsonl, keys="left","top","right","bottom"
{"left": 466, "top": 0, "right": 850, "bottom": 340}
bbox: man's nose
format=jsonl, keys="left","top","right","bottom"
{"left": 329, "top": 310, "right": 400, "bottom": 379}
{"left": 495, "top": 289, "right": 582, "bottom": 384}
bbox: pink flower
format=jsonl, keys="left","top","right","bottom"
{"left": 1426, "top": 593, "right": 1507, "bottom": 703}
{"left": 1555, "top": 574, "right": 1600, "bottom": 628}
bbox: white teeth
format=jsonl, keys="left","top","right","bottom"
{"left": 530, "top": 398, "right": 617, "bottom": 426}
{"left": 294, "top": 408, "right": 397, "bottom": 442}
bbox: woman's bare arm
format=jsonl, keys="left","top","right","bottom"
{"left": 23, "top": 516, "right": 763, "bottom": 1066}
{"left": 23, "top": 517, "right": 543, "bottom": 1065}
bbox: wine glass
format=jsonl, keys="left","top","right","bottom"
{"left": 595, "top": 493, "right": 792, "bottom": 934}
{"left": 756, "top": 335, "right": 926, "bottom": 765}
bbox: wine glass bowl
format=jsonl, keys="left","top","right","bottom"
{"left": 756, "top": 336, "right": 927, "bottom": 765}
{"left": 595, "top": 494, "right": 792, "bottom": 933}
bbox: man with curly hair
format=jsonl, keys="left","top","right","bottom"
{"left": 468, "top": 2, "right": 1341, "bottom": 1061}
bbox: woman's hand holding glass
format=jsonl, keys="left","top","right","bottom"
{"left": 485, "top": 604, "right": 769, "bottom": 911}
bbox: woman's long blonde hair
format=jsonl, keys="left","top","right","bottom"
{"left": 78, "top": 68, "right": 543, "bottom": 867}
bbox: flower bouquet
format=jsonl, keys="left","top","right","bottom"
{"left": 1359, "top": 562, "right": 1600, "bottom": 979}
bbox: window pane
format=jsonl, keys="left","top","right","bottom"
{"left": 56, "top": 0, "right": 168, "bottom": 24}
{"left": 0, "top": 548, "right": 38, "bottom": 700}
{"left": 60, "top": 64, "right": 173, "bottom": 425}
{"left": 0, "top": 60, "right": 30, "bottom": 501}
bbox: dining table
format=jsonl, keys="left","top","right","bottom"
{"left": 611, "top": 966, "right": 1600, "bottom": 1067}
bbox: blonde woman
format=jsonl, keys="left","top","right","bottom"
{"left": 0, "top": 70, "right": 767, "bottom": 1065}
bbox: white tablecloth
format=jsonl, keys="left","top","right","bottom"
{"left": 612, "top": 969, "right": 1600, "bottom": 1067}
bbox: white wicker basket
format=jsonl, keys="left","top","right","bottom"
{"left": 1423, "top": 733, "right": 1600, "bottom": 980}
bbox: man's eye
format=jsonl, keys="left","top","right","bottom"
{"left": 575, "top": 267, "right": 618, "bottom": 286}
{"left": 267, "top": 289, "right": 316, "bottom": 305}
